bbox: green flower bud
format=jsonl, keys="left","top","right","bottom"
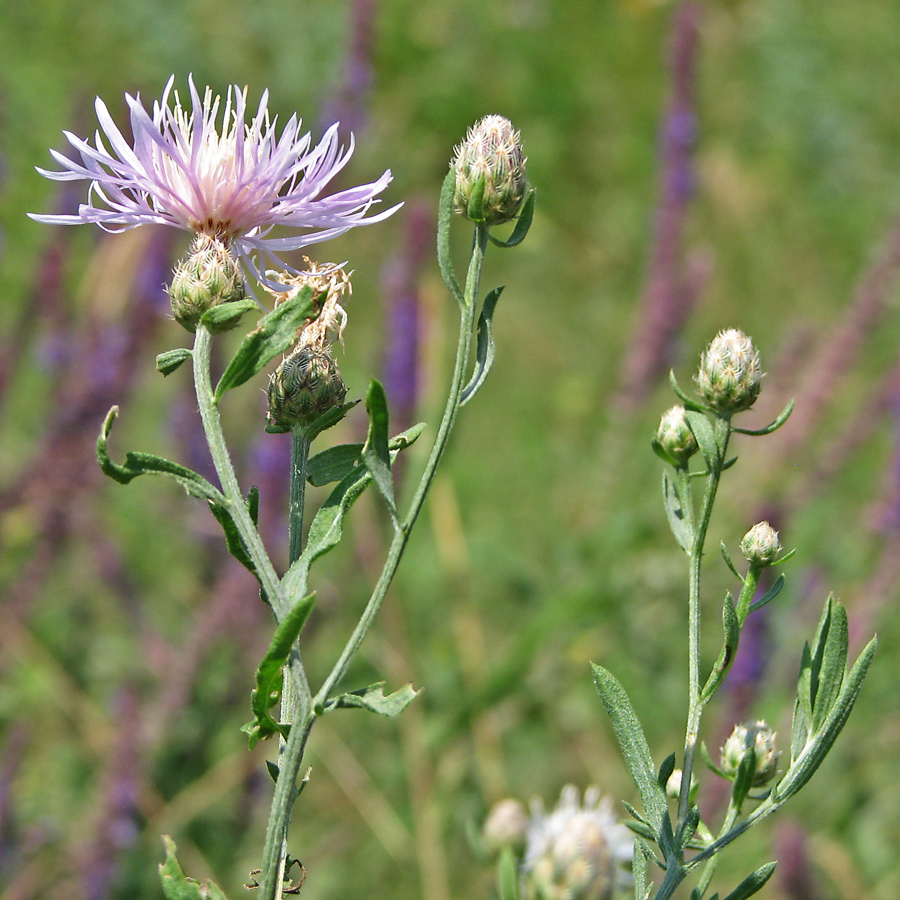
{"left": 741, "top": 522, "right": 782, "bottom": 567}
{"left": 721, "top": 720, "right": 779, "bottom": 787}
{"left": 656, "top": 405, "right": 698, "bottom": 465}
{"left": 452, "top": 115, "right": 527, "bottom": 225}
{"left": 267, "top": 346, "right": 347, "bottom": 431}
{"left": 483, "top": 799, "right": 529, "bottom": 857}
{"left": 696, "top": 329, "right": 762, "bottom": 415}
{"left": 168, "top": 234, "right": 246, "bottom": 332}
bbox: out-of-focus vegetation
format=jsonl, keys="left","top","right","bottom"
{"left": 2, "top": 1, "right": 900, "bottom": 898}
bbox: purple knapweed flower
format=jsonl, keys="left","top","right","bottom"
{"left": 30, "top": 75, "right": 399, "bottom": 288}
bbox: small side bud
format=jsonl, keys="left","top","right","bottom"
{"left": 482, "top": 799, "right": 529, "bottom": 857}
{"left": 267, "top": 347, "right": 347, "bottom": 431}
{"left": 656, "top": 406, "right": 698, "bottom": 465}
{"left": 721, "top": 720, "right": 779, "bottom": 787}
{"left": 741, "top": 522, "right": 782, "bottom": 567}
{"left": 168, "top": 234, "right": 246, "bottom": 332}
{"left": 695, "top": 329, "right": 762, "bottom": 415}
{"left": 664, "top": 768, "right": 698, "bottom": 804}
{"left": 452, "top": 115, "right": 527, "bottom": 225}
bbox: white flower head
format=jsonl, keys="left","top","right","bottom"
{"left": 30, "top": 76, "right": 400, "bottom": 290}
{"left": 523, "top": 785, "right": 633, "bottom": 900}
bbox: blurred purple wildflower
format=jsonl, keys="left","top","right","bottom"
{"left": 30, "top": 75, "right": 400, "bottom": 288}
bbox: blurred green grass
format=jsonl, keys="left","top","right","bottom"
{"left": 2, "top": 0, "right": 900, "bottom": 898}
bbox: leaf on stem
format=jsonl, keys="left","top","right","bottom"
{"left": 362, "top": 379, "right": 398, "bottom": 524}
{"left": 668, "top": 371, "right": 709, "bottom": 413}
{"left": 214, "top": 285, "right": 318, "bottom": 402}
{"left": 747, "top": 573, "right": 785, "bottom": 615}
{"left": 241, "top": 593, "right": 316, "bottom": 748}
{"left": 159, "top": 836, "right": 229, "bottom": 900}
{"left": 731, "top": 399, "right": 794, "bottom": 436}
{"left": 701, "top": 592, "right": 740, "bottom": 702}
{"left": 97, "top": 407, "right": 222, "bottom": 502}
{"left": 777, "top": 597, "right": 878, "bottom": 801}
{"left": 200, "top": 298, "right": 257, "bottom": 332}
{"left": 720, "top": 861, "right": 777, "bottom": 900}
{"left": 320, "top": 681, "right": 420, "bottom": 717}
{"left": 662, "top": 471, "right": 693, "bottom": 553}
{"left": 685, "top": 410, "right": 722, "bottom": 471}
{"left": 592, "top": 664, "right": 669, "bottom": 839}
{"left": 460, "top": 286, "right": 504, "bottom": 406}
{"left": 488, "top": 188, "right": 535, "bottom": 248}
{"left": 437, "top": 169, "right": 465, "bottom": 306}
{"left": 157, "top": 348, "right": 192, "bottom": 376}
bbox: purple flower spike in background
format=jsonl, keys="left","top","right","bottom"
{"left": 30, "top": 75, "right": 400, "bottom": 289}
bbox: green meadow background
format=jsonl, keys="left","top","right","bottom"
{"left": 2, "top": 1, "right": 900, "bottom": 898}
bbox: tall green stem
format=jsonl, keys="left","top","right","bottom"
{"left": 258, "top": 224, "right": 489, "bottom": 900}
{"left": 676, "top": 419, "right": 731, "bottom": 832}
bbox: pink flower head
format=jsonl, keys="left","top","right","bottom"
{"left": 30, "top": 76, "right": 400, "bottom": 287}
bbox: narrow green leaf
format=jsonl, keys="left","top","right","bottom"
{"left": 748, "top": 573, "right": 785, "bottom": 614}
{"left": 776, "top": 636, "right": 877, "bottom": 801}
{"left": 702, "top": 592, "right": 740, "bottom": 701}
{"left": 699, "top": 741, "right": 729, "bottom": 778}
{"left": 731, "top": 399, "right": 794, "bottom": 436}
{"left": 657, "top": 753, "right": 676, "bottom": 790}
{"left": 362, "top": 379, "right": 397, "bottom": 521}
{"left": 437, "top": 169, "right": 465, "bottom": 306}
{"left": 266, "top": 760, "right": 280, "bottom": 783}
{"left": 720, "top": 542, "right": 743, "bottom": 581}
{"left": 207, "top": 499, "right": 259, "bottom": 580}
{"left": 301, "top": 399, "right": 359, "bottom": 441}
{"left": 592, "top": 664, "right": 669, "bottom": 836}
{"left": 157, "top": 348, "right": 192, "bottom": 376}
{"left": 721, "top": 861, "right": 777, "bottom": 900}
{"left": 97, "top": 407, "right": 223, "bottom": 502}
{"left": 662, "top": 471, "right": 693, "bottom": 553}
{"left": 246, "top": 485, "right": 260, "bottom": 527}
{"left": 731, "top": 748, "right": 756, "bottom": 808}
{"left": 498, "top": 847, "right": 520, "bottom": 900}
{"left": 199, "top": 298, "right": 257, "bottom": 331}
{"left": 812, "top": 598, "right": 848, "bottom": 732}
{"left": 793, "top": 641, "right": 814, "bottom": 758}
{"left": 622, "top": 801, "right": 650, "bottom": 827}
{"left": 668, "top": 371, "right": 708, "bottom": 413}
{"left": 678, "top": 806, "right": 700, "bottom": 851}
{"left": 685, "top": 410, "right": 721, "bottom": 471}
{"left": 214, "top": 285, "right": 317, "bottom": 402}
{"left": 322, "top": 681, "right": 420, "bottom": 717}
{"left": 489, "top": 188, "right": 535, "bottom": 248}
{"left": 460, "top": 286, "right": 504, "bottom": 406}
{"left": 242, "top": 593, "right": 315, "bottom": 747}
{"left": 633, "top": 838, "right": 649, "bottom": 900}
{"left": 307, "top": 443, "right": 365, "bottom": 486}
{"left": 159, "top": 836, "right": 228, "bottom": 900}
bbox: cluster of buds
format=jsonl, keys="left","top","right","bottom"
{"left": 655, "top": 405, "right": 698, "bottom": 466}
{"left": 168, "top": 234, "right": 246, "bottom": 332}
{"left": 720, "top": 720, "right": 780, "bottom": 787}
{"left": 452, "top": 115, "right": 527, "bottom": 226}
{"left": 266, "top": 260, "right": 351, "bottom": 431}
{"left": 741, "top": 521, "right": 782, "bottom": 567}
{"left": 696, "top": 328, "right": 762, "bottom": 415}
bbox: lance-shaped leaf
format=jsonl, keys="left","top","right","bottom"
{"left": 685, "top": 410, "right": 721, "bottom": 471}
{"left": 702, "top": 592, "right": 740, "bottom": 701}
{"left": 437, "top": 169, "right": 465, "bottom": 306}
{"left": 307, "top": 423, "right": 426, "bottom": 487}
{"left": 775, "top": 632, "right": 877, "bottom": 801}
{"left": 662, "top": 470, "right": 693, "bottom": 553}
{"left": 721, "top": 861, "right": 777, "bottom": 900}
{"left": 199, "top": 298, "right": 257, "bottom": 332}
{"left": 157, "top": 348, "right": 192, "bottom": 376}
{"left": 362, "top": 379, "right": 397, "bottom": 522}
{"left": 321, "top": 681, "right": 420, "bottom": 717}
{"left": 592, "top": 664, "right": 669, "bottom": 837}
{"left": 489, "top": 189, "right": 535, "bottom": 248}
{"left": 206, "top": 488, "right": 262, "bottom": 583}
{"left": 241, "top": 593, "right": 315, "bottom": 748}
{"left": 159, "top": 836, "right": 228, "bottom": 900}
{"left": 98, "top": 407, "right": 223, "bottom": 503}
{"left": 461, "top": 286, "right": 504, "bottom": 406}
{"left": 214, "top": 285, "right": 317, "bottom": 402}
